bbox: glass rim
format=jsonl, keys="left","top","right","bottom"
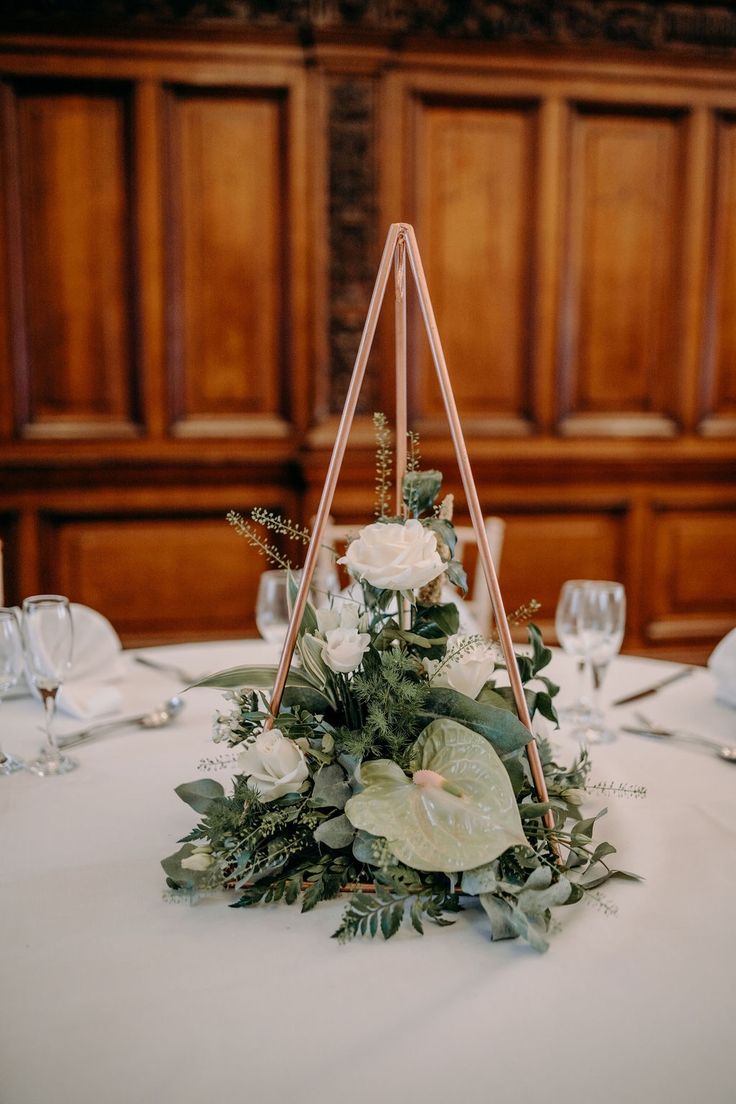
{"left": 21, "top": 594, "right": 71, "bottom": 607}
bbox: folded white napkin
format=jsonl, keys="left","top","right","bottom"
{"left": 17, "top": 604, "right": 125, "bottom": 719}
{"left": 708, "top": 628, "right": 736, "bottom": 708}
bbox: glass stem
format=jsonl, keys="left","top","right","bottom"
{"left": 40, "top": 687, "right": 59, "bottom": 758}
{"left": 589, "top": 663, "right": 607, "bottom": 720}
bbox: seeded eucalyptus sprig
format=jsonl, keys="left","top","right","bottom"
{"left": 373, "top": 412, "right": 393, "bottom": 518}
{"left": 226, "top": 509, "right": 294, "bottom": 570}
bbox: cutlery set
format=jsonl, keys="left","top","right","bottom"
{"left": 57, "top": 696, "right": 185, "bottom": 749}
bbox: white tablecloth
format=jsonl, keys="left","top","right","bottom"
{"left": 1, "top": 642, "right": 734, "bottom": 1104}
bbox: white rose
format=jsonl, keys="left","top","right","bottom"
{"left": 423, "top": 634, "right": 495, "bottom": 700}
{"left": 339, "top": 519, "right": 445, "bottom": 591}
{"left": 316, "top": 604, "right": 360, "bottom": 634}
{"left": 321, "top": 626, "right": 371, "bottom": 674}
{"left": 237, "top": 728, "right": 309, "bottom": 802}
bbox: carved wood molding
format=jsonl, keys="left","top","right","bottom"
{"left": 327, "top": 74, "right": 378, "bottom": 415}
{"left": 4, "top": 3, "right": 736, "bottom": 54}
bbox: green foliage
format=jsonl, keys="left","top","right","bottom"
{"left": 403, "top": 469, "right": 443, "bottom": 517}
{"left": 164, "top": 460, "right": 638, "bottom": 953}
{"left": 348, "top": 649, "right": 429, "bottom": 764}
{"left": 333, "top": 883, "right": 458, "bottom": 944}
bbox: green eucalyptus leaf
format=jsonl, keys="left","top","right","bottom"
{"left": 478, "top": 893, "right": 518, "bottom": 941}
{"left": 174, "top": 778, "right": 225, "bottom": 814}
{"left": 313, "top": 814, "right": 355, "bottom": 850}
{"left": 345, "top": 718, "right": 527, "bottom": 873}
{"left": 161, "top": 843, "right": 212, "bottom": 890}
{"left": 461, "top": 862, "right": 500, "bottom": 896}
{"left": 518, "top": 873, "right": 572, "bottom": 916}
{"left": 419, "top": 687, "right": 532, "bottom": 756}
{"left": 352, "top": 829, "right": 383, "bottom": 864}
{"left": 413, "top": 602, "right": 460, "bottom": 639}
{"left": 445, "top": 560, "right": 468, "bottom": 594}
{"left": 310, "top": 764, "right": 351, "bottom": 810}
{"left": 527, "top": 623, "right": 552, "bottom": 675}
{"left": 403, "top": 469, "right": 443, "bottom": 515}
{"left": 424, "top": 517, "right": 457, "bottom": 556}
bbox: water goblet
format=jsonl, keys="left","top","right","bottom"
{"left": 0, "top": 607, "right": 26, "bottom": 774}
{"left": 573, "top": 580, "right": 626, "bottom": 745}
{"left": 22, "top": 594, "right": 77, "bottom": 776}
{"left": 555, "top": 580, "right": 594, "bottom": 722}
{"left": 255, "top": 570, "right": 295, "bottom": 646}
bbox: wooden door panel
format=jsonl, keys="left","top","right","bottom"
{"left": 647, "top": 505, "right": 736, "bottom": 641}
{"left": 413, "top": 97, "right": 538, "bottom": 433}
{"left": 487, "top": 509, "right": 627, "bottom": 640}
{"left": 10, "top": 78, "right": 138, "bottom": 438}
{"left": 703, "top": 113, "right": 736, "bottom": 436}
{"left": 49, "top": 514, "right": 269, "bottom": 644}
{"left": 560, "top": 105, "right": 686, "bottom": 436}
{"left": 166, "top": 85, "right": 289, "bottom": 437}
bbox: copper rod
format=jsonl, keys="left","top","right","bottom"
{"left": 394, "top": 231, "right": 408, "bottom": 514}
{"left": 394, "top": 231, "right": 410, "bottom": 630}
{"left": 402, "top": 224, "right": 556, "bottom": 839}
{"left": 265, "top": 224, "right": 402, "bottom": 727}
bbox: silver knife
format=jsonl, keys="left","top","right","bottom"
{"left": 612, "top": 667, "right": 693, "bottom": 707}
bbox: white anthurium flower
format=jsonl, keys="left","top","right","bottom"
{"left": 237, "top": 728, "right": 309, "bottom": 802}
{"left": 423, "top": 634, "right": 495, "bottom": 700}
{"left": 321, "top": 626, "right": 371, "bottom": 674}
{"left": 338, "top": 519, "right": 445, "bottom": 592}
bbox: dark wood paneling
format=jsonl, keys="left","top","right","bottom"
{"left": 702, "top": 112, "right": 736, "bottom": 436}
{"left": 165, "top": 85, "right": 290, "bottom": 438}
{"left": 560, "top": 105, "right": 686, "bottom": 436}
{"left": 413, "top": 96, "right": 538, "bottom": 434}
{"left": 9, "top": 78, "right": 138, "bottom": 439}
{"left": 0, "top": 35, "right": 735, "bottom": 660}
{"left": 49, "top": 512, "right": 271, "bottom": 645}
{"left": 647, "top": 503, "right": 736, "bottom": 643}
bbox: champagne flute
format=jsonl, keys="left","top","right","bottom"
{"left": 555, "top": 581, "right": 593, "bottom": 721}
{"left": 0, "top": 607, "right": 26, "bottom": 774}
{"left": 22, "top": 594, "right": 77, "bottom": 776}
{"left": 573, "top": 581, "right": 626, "bottom": 744}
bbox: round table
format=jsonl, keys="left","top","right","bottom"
{"left": 1, "top": 641, "right": 734, "bottom": 1104}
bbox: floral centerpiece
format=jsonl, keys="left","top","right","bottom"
{"left": 162, "top": 423, "right": 636, "bottom": 950}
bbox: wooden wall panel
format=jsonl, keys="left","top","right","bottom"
{"left": 703, "top": 113, "right": 736, "bottom": 436}
{"left": 647, "top": 505, "right": 736, "bottom": 643}
{"left": 560, "top": 105, "right": 686, "bottom": 436}
{"left": 166, "top": 86, "right": 289, "bottom": 437}
{"left": 413, "top": 98, "right": 537, "bottom": 434}
{"left": 485, "top": 509, "right": 626, "bottom": 639}
{"left": 9, "top": 78, "right": 137, "bottom": 438}
{"left": 49, "top": 513, "right": 271, "bottom": 644}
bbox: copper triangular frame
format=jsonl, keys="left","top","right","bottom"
{"left": 266, "top": 223, "right": 554, "bottom": 825}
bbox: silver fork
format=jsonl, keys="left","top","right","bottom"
{"left": 621, "top": 711, "right": 736, "bottom": 762}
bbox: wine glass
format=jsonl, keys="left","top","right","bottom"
{"left": 573, "top": 581, "right": 626, "bottom": 744}
{"left": 255, "top": 570, "right": 295, "bottom": 646}
{"left": 0, "top": 607, "right": 26, "bottom": 774}
{"left": 22, "top": 594, "right": 77, "bottom": 776}
{"left": 555, "top": 581, "right": 594, "bottom": 721}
